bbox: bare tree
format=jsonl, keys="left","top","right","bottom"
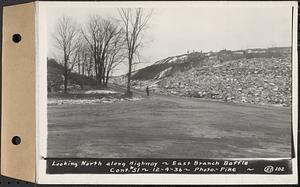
{"left": 86, "top": 52, "right": 95, "bottom": 78}
{"left": 99, "top": 19, "right": 120, "bottom": 86}
{"left": 82, "top": 15, "right": 125, "bottom": 88}
{"left": 118, "top": 8, "right": 152, "bottom": 96}
{"left": 104, "top": 29, "right": 126, "bottom": 86}
{"left": 81, "top": 15, "right": 102, "bottom": 87}
{"left": 74, "top": 41, "right": 90, "bottom": 89}
{"left": 53, "top": 16, "right": 81, "bottom": 93}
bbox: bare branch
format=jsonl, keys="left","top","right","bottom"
{"left": 118, "top": 8, "right": 153, "bottom": 94}
{"left": 52, "top": 15, "right": 81, "bottom": 93}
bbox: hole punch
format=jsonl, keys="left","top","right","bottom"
{"left": 12, "top": 34, "right": 22, "bottom": 43}
{"left": 11, "top": 136, "right": 21, "bottom": 145}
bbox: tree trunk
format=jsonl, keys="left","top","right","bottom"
{"left": 105, "top": 69, "right": 110, "bottom": 87}
{"left": 126, "top": 53, "right": 133, "bottom": 97}
{"left": 64, "top": 71, "right": 68, "bottom": 93}
{"left": 64, "top": 53, "right": 68, "bottom": 93}
{"left": 127, "top": 66, "right": 131, "bottom": 93}
{"left": 94, "top": 61, "right": 99, "bottom": 88}
{"left": 88, "top": 57, "right": 92, "bottom": 77}
{"left": 78, "top": 62, "right": 81, "bottom": 75}
{"left": 102, "top": 65, "right": 106, "bottom": 87}
{"left": 98, "top": 62, "right": 103, "bottom": 87}
{"left": 82, "top": 58, "right": 85, "bottom": 76}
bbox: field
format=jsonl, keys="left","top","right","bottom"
{"left": 47, "top": 89, "right": 292, "bottom": 158}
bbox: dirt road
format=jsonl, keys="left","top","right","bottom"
{"left": 47, "top": 87, "right": 292, "bottom": 158}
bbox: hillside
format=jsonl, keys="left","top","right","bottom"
{"left": 132, "top": 53, "right": 205, "bottom": 80}
{"left": 156, "top": 57, "right": 292, "bottom": 106}
{"left": 47, "top": 59, "right": 96, "bottom": 92}
{"left": 116, "top": 47, "right": 292, "bottom": 107}
{"left": 132, "top": 47, "right": 291, "bottom": 81}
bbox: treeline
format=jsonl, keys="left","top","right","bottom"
{"left": 52, "top": 8, "right": 152, "bottom": 95}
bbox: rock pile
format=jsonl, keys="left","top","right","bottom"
{"left": 156, "top": 57, "right": 292, "bottom": 106}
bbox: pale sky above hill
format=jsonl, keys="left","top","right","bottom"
{"left": 43, "top": 1, "right": 294, "bottom": 75}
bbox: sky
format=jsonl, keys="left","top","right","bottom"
{"left": 44, "top": 1, "right": 293, "bottom": 75}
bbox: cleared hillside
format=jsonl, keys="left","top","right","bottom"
{"left": 156, "top": 57, "right": 292, "bottom": 106}
{"left": 118, "top": 47, "right": 292, "bottom": 107}
{"left": 132, "top": 47, "right": 291, "bottom": 81}
{"left": 132, "top": 53, "right": 206, "bottom": 80}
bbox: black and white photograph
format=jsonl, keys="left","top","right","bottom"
{"left": 36, "top": 1, "right": 298, "bottom": 184}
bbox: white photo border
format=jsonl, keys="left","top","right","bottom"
{"left": 36, "top": 1, "right": 298, "bottom": 184}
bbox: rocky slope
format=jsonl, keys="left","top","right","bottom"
{"left": 120, "top": 47, "right": 292, "bottom": 107}
{"left": 156, "top": 57, "right": 292, "bottom": 106}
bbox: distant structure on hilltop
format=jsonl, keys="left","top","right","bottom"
{"left": 202, "top": 47, "right": 291, "bottom": 61}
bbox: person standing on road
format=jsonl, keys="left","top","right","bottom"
{"left": 146, "top": 86, "right": 150, "bottom": 96}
